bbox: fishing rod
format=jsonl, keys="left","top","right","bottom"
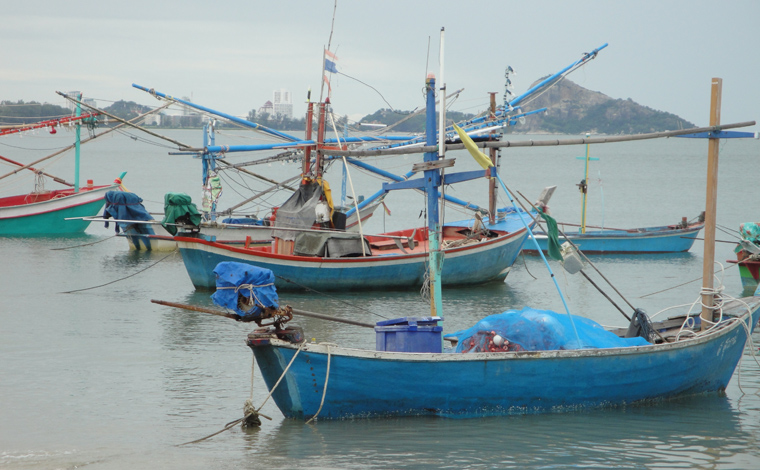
{"left": 0, "top": 102, "right": 172, "bottom": 182}
{"left": 0, "top": 112, "right": 99, "bottom": 137}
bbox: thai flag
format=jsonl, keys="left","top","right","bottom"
{"left": 324, "top": 49, "right": 338, "bottom": 74}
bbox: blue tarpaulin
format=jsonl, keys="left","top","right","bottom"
{"left": 211, "top": 262, "right": 279, "bottom": 319}
{"left": 446, "top": 307, "right": 650, "bottom": 353}
{"left": 102, "top": 191, "right": 155, "bottom": 234}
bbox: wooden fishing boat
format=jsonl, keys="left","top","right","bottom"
{"left": 235, "top": 75, "right": 760, "bottom": 421}
{"left": 247, "top": 300, "right": 759, "bottom": 419}
{"left": 167, "top": 42, "right": 612, "bottom": 288}
{"left": 0, "top": 107, "right": 121, "bottom": 236}
{"left": 176, "top": 222, "right": 527, "bottom": 291}
{"left": 524, "top": 217, "right": 705, "bottom": 254}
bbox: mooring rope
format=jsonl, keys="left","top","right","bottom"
{"left": 640, "top": 263, "right": 739, "bottom": 299}
{"left": 274, "top": 274, "right": 390, "bottom": 320}
{"left": 178, "top": 341, "right": 306, "bottom": 446}
{"left": 50, "top": 234, "right": 120, "bottom": 251}
{"left": 60, "top": 248, "right": 178, "bottom": 294}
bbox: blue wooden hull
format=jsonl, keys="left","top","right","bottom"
{"left": 249, "top": 298, "right": 760, "bottom": 420}
{"left": 176, "top": 226, "right": 527, "bottom": 291}
{"left": 523, "top": 222, "right": 704, "bottom": 254}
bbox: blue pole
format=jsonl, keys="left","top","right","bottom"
{"left": 132, "top": 83, "right": 301, "bottom": 142}
{"left": 509, "top": 43, "right": 608, "bottom": 108}
{"left": 424, "top": 76, "right": 443, "bottom": 316}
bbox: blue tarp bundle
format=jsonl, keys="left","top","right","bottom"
{"left": 446, "top": 307, "right": 650, "bottom": 353}
{"left": 102, "top": 191, "right": 155, "bottom": 234}
{"left": 211, "top": 262, "right": 279, "bottom": 320}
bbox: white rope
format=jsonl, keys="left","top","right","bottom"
{"left": 217, "top": 283, "right": 274, "bottom": 312}
{"left": 306, "top": 343, "right": 334, "bottom": 424}
{"left": 255, "top": 341, "right": 306, "bottom": 412}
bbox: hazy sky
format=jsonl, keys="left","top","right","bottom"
{"left": 2, "top": 0, "right": 758, "bottom": 131}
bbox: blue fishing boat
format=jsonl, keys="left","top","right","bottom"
{"left": 524, "top": 218, "right": 705, "bottom": 254}
{"left": 522, "top": 133, "right": 705, "bottom": 254}
{"left": 230, "top": 74, "right": 760, "bottom": 421}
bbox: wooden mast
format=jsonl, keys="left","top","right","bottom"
{"left": 700, "top": 78, "right": 722, "bottom": 330}
{"left": 302, "top": 101, "right": 314, "bottom": 178}
{"left": 488, "top": 92, "right": 498, "bottom": 225}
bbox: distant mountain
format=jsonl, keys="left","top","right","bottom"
{"left": 359, "top": 79, "right": 695, "bottom": 135}
{"left": 512, "top": 78, "right": 695, "bottom": 134}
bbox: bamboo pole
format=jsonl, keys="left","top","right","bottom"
{"left": 56, "top": 92, "right": 192, "bottom": 150}
{"left": 701, "top": 78, "right": 722, "bottom": 330}
{"left": 0, "top": 154, "right": 73, "bottom": 186}
{"left": 151, "top": 299, "right": 376, "bottom": 328}
{"left": 326, "top": 121, "right": 756, "bottom": 158}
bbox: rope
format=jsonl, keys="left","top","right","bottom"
{"left": 61, "top": 249, "right": 179, "bottom": 293}
{"left": 640, "top": 263, "right": 739, "bottom": 299}
{"left": 519, "top": 251, "right": 538, "bottom": 280}
{"left": 217, "top": 282, "right": 275, "bottom": 313}
{"left": 306, "top": 343, "right": 334, "bottom": 424}
{"left": 177, "top": 341, "right": 306, "bottom": 446}
{"left": 274, "top": 274, "right": 390, "bottom": 320}
{"left": 50, "top": 234, "right": 120, "bottom": 250}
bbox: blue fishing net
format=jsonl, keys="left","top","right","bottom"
{"left": 102, "top": 191, "right": 155, "bottom": 234}
{"left": 446, "top": 307, "right": 650, "bottom": 353}
{"left": 211, "top": 262, "right": 279, "bottom": 320}
{"left": 221, "top": 217, "right": 265, "bottom": 226}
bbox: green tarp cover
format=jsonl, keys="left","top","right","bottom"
{"left": 161, "top": 192, "right": 202, "bottom": 235}
{"left": 539, "top": 210, "right": 563, "bottom": 261}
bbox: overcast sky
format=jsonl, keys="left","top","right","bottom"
{"left": 2, "top": 0, "right": 758, "bottom": 131}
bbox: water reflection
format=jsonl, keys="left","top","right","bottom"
{"left": 231, "top": 394, "right": 753, "bottom": 469}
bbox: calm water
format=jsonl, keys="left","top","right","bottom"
{"left": 2, "top": 129, "right": 760, "bottom": 469}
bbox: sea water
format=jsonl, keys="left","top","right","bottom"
{"left": 1, "top": 129, "right": 759, "bottom": 469}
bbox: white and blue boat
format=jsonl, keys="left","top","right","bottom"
{"left": 524, "top": 219, "right": 705, "bottom": 254}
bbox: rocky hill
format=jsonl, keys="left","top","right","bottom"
{"left": 512, "top": 78, "right": 695, "bottom": 134}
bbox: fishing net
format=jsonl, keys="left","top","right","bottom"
{"left": 446, "top": 307, "right": 650, "bottom": 353}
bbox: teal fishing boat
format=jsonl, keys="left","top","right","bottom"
{"left": 0, "top": 101, "right": 122, "bottom": 236}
